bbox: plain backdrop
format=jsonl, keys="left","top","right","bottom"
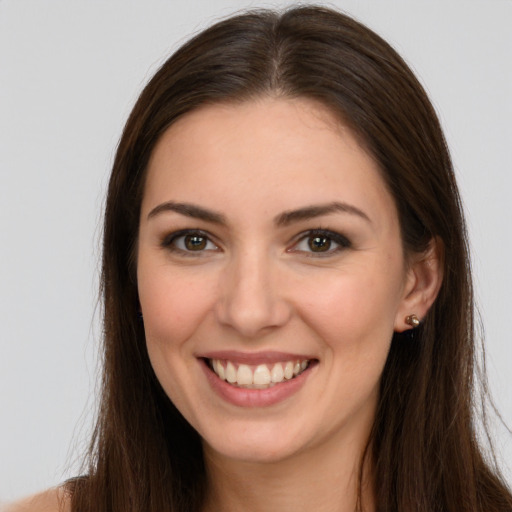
{"left": 1, "top": 0, "right": 511, "bottom": 503}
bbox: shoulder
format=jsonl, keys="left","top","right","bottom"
{"left": 2, "top": 487, "right": 71, "bottom": 512}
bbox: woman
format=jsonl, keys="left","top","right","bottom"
{"left": 9, "top": 5, "right": 512, "bottom": 512}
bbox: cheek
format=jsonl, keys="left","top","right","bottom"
{"left": 137, "top": 263, "right": 216, "bottom": 350}
{"left": 294, "top": 267, "right": 402, "bottom": 425}
{"left": 137, "top": 265, "right": 217, "bottom": 416}
{"left": 296, "top": 263, "right": 403, "bottom": 353}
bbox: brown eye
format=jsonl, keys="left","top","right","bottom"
{"left": 308, "top": 235, "right": 331, "bottom": 252}
{"left": 163, "top": 230, "right": 218, "bottom": 254}
{"left": 290, "top": 229, "right": 351, "bottom": 257}
{"left": 184, "top": 234, "right": 207, "bottom": 251}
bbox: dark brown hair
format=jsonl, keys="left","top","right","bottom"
{"left": 69, "top": 5, "right": 512, "bottom": 511}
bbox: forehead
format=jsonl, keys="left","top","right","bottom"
{"left": 142, "top": 97, "right": 397, "bottom": 231}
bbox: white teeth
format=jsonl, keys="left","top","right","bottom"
{"left": 226, "top": 361, "right": 237, "bottom": 383}
{"left": 217, "top": 362, "right": 226, "bottom": 380}
{"left": 284, "top": 361, "right": 294, "bottom": 380}
{"left": 237, "top": 364, "right": 253, "bottom": 385}
{"left": 253, "top": 364, "right": 271, "bottom": 386}
{"left": 210, "top": 358, "right": 311, "bottom": 388}
{"left": 271, "top": 363, "right": 284, "bottom": 383}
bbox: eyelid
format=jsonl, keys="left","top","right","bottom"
{"left": 288, "top": 229, "right": 351, "bottom": 256}
{"left": 160, "top": 228, "right": 350, "bottom": 257}
{"left": 161, "top": 229, "right": 220, "bottom": 254}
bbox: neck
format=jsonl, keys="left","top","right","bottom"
{"left": 201, "top": 432, "right": 375, "bottom": 512}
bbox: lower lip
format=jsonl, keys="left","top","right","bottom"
{"left": 200, "top": 359, "right": 314, "bottom": 408}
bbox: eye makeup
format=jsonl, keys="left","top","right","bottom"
{"left": 288, "top": 229, "right": 351, "bottom": 257}
{"left": 159, "top": 227, "right": 351, "bottom": 259}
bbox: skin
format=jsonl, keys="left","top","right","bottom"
{"left": 136, "top": 97, "right": 442, "bottom": 512}
{"left": 3, "top": 488, "right": 70, "bottom": 512}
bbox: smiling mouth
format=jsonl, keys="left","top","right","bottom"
{"left": 206, "top": 358, "right": 314, "bottom": 389}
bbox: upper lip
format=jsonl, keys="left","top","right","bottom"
{"left": 198, "top": 350, "right": 316, "bottom": 365}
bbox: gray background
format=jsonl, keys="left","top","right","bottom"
{"left": 1, "top": 0, "right": 511, "bottom": 503}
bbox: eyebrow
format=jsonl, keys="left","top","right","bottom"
{"left": 147, "top": 201, "right": 227, "bottom": 224}
{"left": 147, "top": 200, "right": 371, "bottom": 226}
{"left": 274, "top": 201, "right": 371, "bottom": 226}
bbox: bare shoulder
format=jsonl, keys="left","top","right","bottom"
{"left": 2, "top": 487, "right": 71, "bottom": 512}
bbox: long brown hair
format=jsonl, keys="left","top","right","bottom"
{"left": 70, "top": 5, "right": 512, "bottom": 511}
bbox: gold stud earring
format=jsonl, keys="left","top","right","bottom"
{"left": 405, "top": 314, "right": 420, "bottom": 328}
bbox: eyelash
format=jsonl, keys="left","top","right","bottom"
{"left": 161, "top": 229, "right": 219, "bottom": 256}
{"left": 289, "top": 229, "right": 351, "bottom": 257}
{"left": 160, "top": 228, "right": 351, "bottom": 257}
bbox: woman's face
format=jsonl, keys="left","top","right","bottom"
{"left": 137, "top": 97, "right": 416, "bottom": 464}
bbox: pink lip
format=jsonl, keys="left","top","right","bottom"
{"left": 198, "top": 350, "right": 315, "bottom": 365}
{"left": 199, "top": 358, "right": 316, "bottom": 408}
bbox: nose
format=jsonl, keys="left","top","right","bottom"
{"left": 214, "top": 249, "right": 292, "bottom": 338}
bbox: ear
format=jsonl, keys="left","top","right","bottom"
{"left": 394, "top": 237, "right": 444, "bottom": 332}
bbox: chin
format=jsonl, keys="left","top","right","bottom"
{"left": 199, "top": 419, "right": 317, "bottom": 465}
{"left": 204, "top": 438, "right": 302, "bottom": 465}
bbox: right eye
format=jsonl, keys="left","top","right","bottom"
{"left": 162, "top": 230, "right": 219, "bottom": 254}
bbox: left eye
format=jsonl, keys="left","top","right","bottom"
{"left": 292, "top": 230, "right": 350, "bottom": 255}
